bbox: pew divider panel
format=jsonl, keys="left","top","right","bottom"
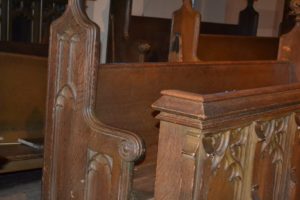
{"left": 151, "top": 1, "right": 300, "bottom": 199}
{"left": 152, "top": 87, "right": 300, "bottom": 200}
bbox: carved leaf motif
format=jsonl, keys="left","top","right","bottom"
{"left": 203, "top": 127, "right": 248, "bottom": 182}
{"left": 255, "top": 116, "right": 289, "bottom": 164}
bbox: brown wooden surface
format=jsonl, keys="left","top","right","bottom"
{"left": 0, "top": 53, "right": 47, "bottom": 134}
{"left": 0, "top": 52, "right": 47, "bottom": 173}
{"left": 43, "top": 0, "right": 300, "bottom": 199}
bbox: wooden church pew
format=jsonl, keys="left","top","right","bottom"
{"left": 152, "top": 1, "right": 300, "bottom": 199}
{"left": 169, "top": 0, "right": 278, "bottom": 62}
{"left": 108, "top": 0, "right": 278, "bottom": 63}
{"left": 43, "top": 0, "right": 300, "bottom": 199}
{"left": 0, "top": 52, "right": 47, "bottom": 173}
{"left": 96, "top": 60, "right": 292, "bottom": 196}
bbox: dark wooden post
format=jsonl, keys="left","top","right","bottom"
{"left": 0, "top": 0, "right": 9, "bottom": 41}
{"left": 238, "top": 0, "right": 259, "bottom": 36}
{"left": 106, "top": 0, "right": 133, "bottom": 62}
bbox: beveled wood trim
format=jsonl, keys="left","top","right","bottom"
{"left": 152, "top": 83, "right": 300, "bottom": 132}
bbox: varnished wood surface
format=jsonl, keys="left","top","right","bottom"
{"left": 95, "top": 60, "right": 292, "bottom": 196}
{"left": 43, "top": 1, "right": 144, "bottom": 199}
{"left": 42, "top": 0, "right": 300, "bottom": 199}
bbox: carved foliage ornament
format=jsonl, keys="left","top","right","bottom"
{"left": 290, "top": 0, "right": 300, "bottom": 21}
{"left": 203, "top": 127, "right": 249, "bottom": 182}
{"left": 255, "top": 116, "right": 289, "bottom": 164}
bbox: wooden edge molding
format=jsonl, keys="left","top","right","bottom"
{"left": 152, "top": 90, "right": 205, "bottom": 120}
{"left": 152, "top": 84, "right": 300, "bottom": 130}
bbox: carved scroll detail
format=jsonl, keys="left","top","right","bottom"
{"left": 119, "top": 139, "right": 145, "bottom": 162}
{"left": 203, "top": 127, "right": 249, "bottom": 182}
{"left": 255, "top": 116, "right": 289, "bottom": 164}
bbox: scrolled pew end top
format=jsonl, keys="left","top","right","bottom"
{"left": 117, "top": 132, "right": 146, "bottom": 162}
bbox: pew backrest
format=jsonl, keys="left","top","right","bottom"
{"left": 0, "top": 52, "right": 47, "bottom": 142}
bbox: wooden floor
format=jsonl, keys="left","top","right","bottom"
{"left": 0, "top": 169, "right": 41, "bottom": 200}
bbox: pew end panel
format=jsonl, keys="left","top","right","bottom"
{"left": 42, "top": 1, "right": 144, "bottom": 199}
{"left": 152, "top": 85, "right": 300, "bottom": 200}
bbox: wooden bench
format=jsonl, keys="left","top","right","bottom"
{"left": 0, "top": 52, "right": 47, "bottom": 173}
{"left": 108, "top": 0, "right": 278, "bottom": 63}
{"left": 169, "top": 1, "right": 279, "bottom": 62}
{"left": 42, "top": 0, "right": 300, "bottom": 199}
